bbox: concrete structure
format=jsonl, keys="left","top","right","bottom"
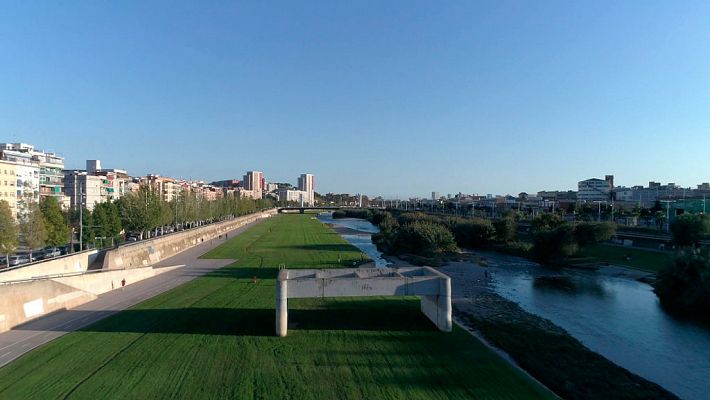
{"left": 275, "top": 266, "right": 452, "bottom": 337}
{"left": 102, "top": 210, "right": 275, "bottom": 269}
{"left": 0, "top": 264, "right": 181, "bottom": 333}
{"left": 0, "top": 250, "right": 99, "bottom": 283}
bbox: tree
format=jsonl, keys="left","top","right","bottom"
{"left": 39, "top": 197, "right": 69, "bottom": 248}
{"left": 574, "top": 222, "right": 617, "bottom": 246}
{"left": 531, "top": 224, "right": 578, "bottom": 263}
{"left": 531, "top": 213, "right": 564, "bottom": 233}
{"left": 19, "top": 200, "right": 47, "bottom": 259}
{"left": 116, "top": 186, "right": 162, "bottom": 239}
{"left": 654, "top": 249, "right": 710, "bottom": 316}
{"left": 654, "top": 211, "right": 667, "bottom": 232}
{"left": 493, "top": 215, "right": 518, "bottom": 243}
{"left": 0, "top": 200, "right": 18, "bottom": 265}
{"left": 670, "top": 214, "right": 710, "bottom": 247}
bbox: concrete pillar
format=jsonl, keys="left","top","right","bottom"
{"left": 276, "top": 279, "right": 288, "bottom": 337}
{"left": 438, "top": 277, "right": 452, "bottom": 332}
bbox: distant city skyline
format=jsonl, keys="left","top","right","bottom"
{"left": 2, "top": 2, "right": 709, "bottom": 197}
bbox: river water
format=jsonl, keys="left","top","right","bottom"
{"left": 317, "top": 213, "right": 390, "bottom": 267}
{"left": 479, "top": 251, "right": 710, "bottom": 400}
{"left": 318, "top": 214, "right": 710, "bottom": 399}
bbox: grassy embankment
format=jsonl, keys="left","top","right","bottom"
{"left": 0, "top": 214, "right": 552, "bottom": 399}
{"left": 574, "top": 243, "right": 672, "bottom": 273}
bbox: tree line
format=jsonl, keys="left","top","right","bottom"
{"left": 0, "top": 187, "right": 273, "bottom": 263}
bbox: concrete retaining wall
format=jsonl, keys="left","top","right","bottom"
{"left": 54, "top": 265, "right": 183, "bottom": 296}
{"left": 0, "top": 250, "right": 99, "bottom": 283}
{"left": 0, "top": 280, "right": 97, "bottom": 333}
{"left": 0, "top": 265, "right": 183, "bottom": 333}
{"left": 103, "top": 210, "right": 275, "bottom": 270}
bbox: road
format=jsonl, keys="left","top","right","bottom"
{"left": 0, "top": 219, "right": 263, "bottom": 369}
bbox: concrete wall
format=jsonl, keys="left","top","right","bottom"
{"left": 276, "top": 267, "right": 452, "bottom": 336}
{"left": 103, "top": 210, "right": 275, "bottom": 270}
{"left": 54, "top": 265, "right": 182, "bottom": 296}
{"left": 0, "top": 250, "right": 99, "bottom": 283}
{"left": 0, "top": 265, "right": 183, "bottom": 333}
{"left": 0, "top": 280, "right": 96, "bottom": 333}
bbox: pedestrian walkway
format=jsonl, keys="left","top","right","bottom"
{"left": 0, "top": 220, "right": 262, "bottom": 368}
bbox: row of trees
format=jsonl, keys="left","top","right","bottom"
{"left": 0, "top": 188, "right": 273, "bottom": 262}
{"left": 336, "top": 209, "right": 616, "bottom": 265}
{"left": 654, "top": 214, "right": 710, "bottom": 317}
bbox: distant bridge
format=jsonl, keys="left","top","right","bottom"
{"left": 277, "top": 206, "right": 343, "bottom": 214}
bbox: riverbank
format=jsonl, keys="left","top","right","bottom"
{"left": 0, "top": 214, "right": 555, "bottom": 399}
{"left": 434, "top": 259, "right": 679, "bottom": 400}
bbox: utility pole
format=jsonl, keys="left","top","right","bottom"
{"left": 79, "top": 189, "right": 84, "bottom": 251}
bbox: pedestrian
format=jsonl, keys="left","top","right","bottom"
{"left": 121, "top": 278, "right": 126, "bottom": 288}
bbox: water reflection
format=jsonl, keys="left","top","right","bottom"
{"left": 482, "top": 251, "right": 710, "bottom": 400}
{"left": 316, "top": 213, "right": 390, "bottom": 267}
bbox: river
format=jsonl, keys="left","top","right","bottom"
{"left": 318, "top": 214, "right": 710, "bottom": 399}
{"left": 317, "top": 213, "right": 390, "bottom": 267}
{"left": 468, "top": 251, "right": 710, "bottom": 400}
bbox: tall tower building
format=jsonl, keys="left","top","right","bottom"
{"left": 297, "top": 173, "right": 315, "bottom": 205}
{"left": 243, "top": 171, "right": 264, "bottom": 199}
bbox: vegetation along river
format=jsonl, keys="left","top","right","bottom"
{"left": 320, "top": 213, "right": 710, "bottom": 400}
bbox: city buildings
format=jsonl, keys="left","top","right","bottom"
{"left": 64, "top": 160, "right": 129, "bottom": 211}
{"left": 278, "top": 173, "right": 316, "bottom": 206}
{"left": 0, "top": 160, "right": 17, "bottom": 218}
{"left": 0, "top": 142, "right": 69, "bottom": 216}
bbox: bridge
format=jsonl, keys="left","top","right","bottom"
{"left": 277, "top": 206, "right": 343, "bottom": 214}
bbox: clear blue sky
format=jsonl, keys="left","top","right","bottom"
{"left": 1, "top": 1, "right": 709, "bottom": 198}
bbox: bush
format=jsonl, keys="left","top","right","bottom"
{"left": 531, "top": 224, "right": 578, "bottom": 263}
{"left": 392, "top": 221, "right": 458, "bottom": 257}
{"left": 670, "top": 214, "right": 710, "bottom": 247}
{"left": 531, "top": 213, "right": 564, "bottom": 233}
{"left": 447, "top": 218, "right": 495, "bottom": 249}
{"left": 332, "top": 210, "right": 347, "bottom": 219}
{"left": 574, "top": 222, "right": 616, "bottom": 246}
{"left": 493, "top": 217, "right": 518, "bottom": 243}
{"left": 396, "top": 212, "right": 441, "bottom": 226}
{"left": 654, "top": 249, "right": 710, "bottom": 316}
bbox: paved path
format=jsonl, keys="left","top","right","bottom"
{"left": 0, "top": 220, "right": 263, "bottom": 369}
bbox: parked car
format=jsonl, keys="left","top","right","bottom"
{"left": 8, "top": 255, "right": 31, "bottom": 267}
{"left": 41, "top": 247, "right": 61, "bottom": 259}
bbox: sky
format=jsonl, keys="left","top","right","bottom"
{"left": 1, "top": 1, "right": 709, "bottom": 198}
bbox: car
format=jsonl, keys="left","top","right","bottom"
{"left": 8, "top": 255, "right": 31, "bottom": 267}
{"left": 41, "top": 248, "right": 61, "bottom": 259}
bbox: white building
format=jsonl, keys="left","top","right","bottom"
{"left": 0, "top": 143, "right": 65, "bottom": 205}
{"left": 577, "top": 178, "right": 611, "bottom": 202}
{"left": 278, "top": 188, "right": 311, "bottom": 206}
{"left": 297, "top": 173, "right": 315, "bottom": 205}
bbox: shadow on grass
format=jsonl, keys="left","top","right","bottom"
{"left": 278, "top": 244, "right": 359, "bottom": 253}
{"left": 14, "top": 300, "right": 435, "bottom": 336}
{"left": 201, "top": 267, "right": 280, "bottom": 280}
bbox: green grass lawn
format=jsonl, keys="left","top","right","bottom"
{"left": 575, "top": 243, "right": 672, "bottom": 273}
{"left": 0, "top": 214, "right": 552, "bottom": 399}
